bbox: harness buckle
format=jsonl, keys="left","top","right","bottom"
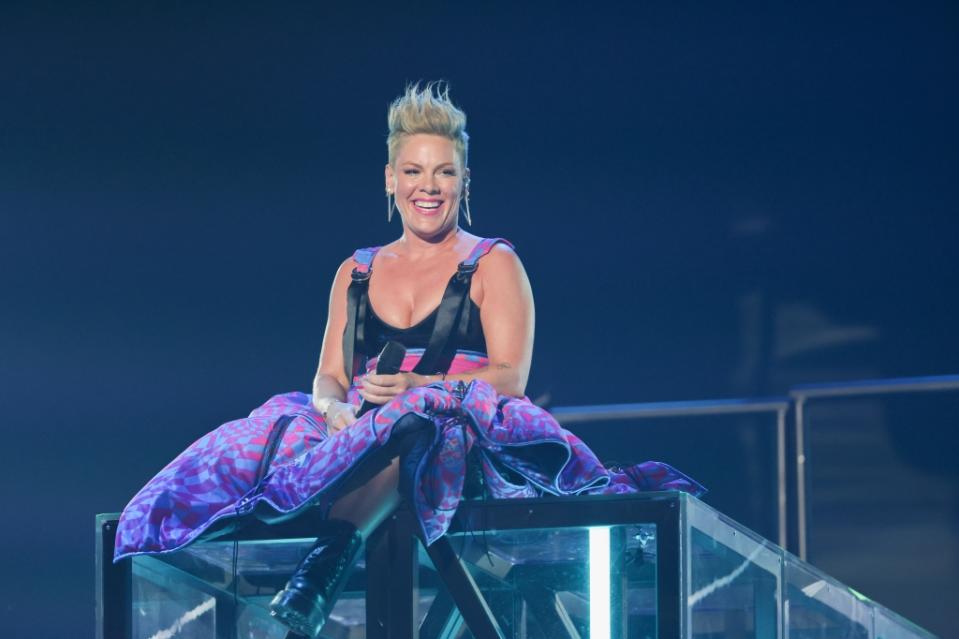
{"left": 457, "top": 261, "right": 478, "bottom": 275}
{"left": 351, "top": 268, "right": 372, "bottom": 282}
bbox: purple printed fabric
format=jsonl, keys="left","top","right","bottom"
{"left": 114, "top": 352, "right": 704, "bottom": 561}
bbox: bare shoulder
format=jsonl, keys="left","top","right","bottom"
{"left": 329, "top": 254, "right": 358, "bottom": 294}
{"left": 478, "top": 242, "right": 525, "bottom": 275}
{"left": 475, "top": 241, "right": 531, "bottom": 306}
{"left": 335, "top": 254, "right": 356, "bottom": 279}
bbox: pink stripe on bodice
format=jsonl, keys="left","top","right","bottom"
{"left": 358, "top": 349, "right": 489, "bottom": 382}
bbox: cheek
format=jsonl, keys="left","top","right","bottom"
{"left": 445, "top": 180, "right": 463, "bottom": 196}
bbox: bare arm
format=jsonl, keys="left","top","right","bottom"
{"left": 446, "top": 244, "right": 534, "bottom": 396}
{"left": 312, "top": 257, "right": 358, "bottom": 429}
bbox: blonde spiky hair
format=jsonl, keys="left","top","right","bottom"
{"left": 387, "top": 81, "right": 469, "bottom": 168}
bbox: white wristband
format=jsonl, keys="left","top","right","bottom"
{"left": 315, "top": 396, "right": 337, "bottom": 419}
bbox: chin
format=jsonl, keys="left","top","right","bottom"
{"left": 404, "top": 212, "right": 455, "bottom": 235}
{"left": 415, "top": 223, "right": 451, "bottom": 239}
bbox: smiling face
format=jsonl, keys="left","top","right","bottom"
{"left": 385, "top": 134, "right": 468, "bottom": 240}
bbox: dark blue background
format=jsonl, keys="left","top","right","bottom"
{"left": 2, "top": 2, "right": 957, "bottom": 636}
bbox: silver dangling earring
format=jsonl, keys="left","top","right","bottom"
{"left": 462, "top": 177, "right": 472, "bottom": 226}
{"left": 463, "top": 192, "right": 472, "bottom": 226}
{"left": 386, "top": 189, "right": 394, "bottom": 222}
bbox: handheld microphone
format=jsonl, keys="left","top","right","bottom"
{"left": 357, "top": 341, "right": 407, "bottom": 417}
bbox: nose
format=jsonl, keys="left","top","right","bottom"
{"left": 420, "top": 174, "right": 440, "bottom": 194}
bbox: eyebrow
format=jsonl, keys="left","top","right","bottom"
{"left": 401, "top": 162, "right": 457, "bottom": 169}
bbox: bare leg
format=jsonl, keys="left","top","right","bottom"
{"left": 327, "top": 412, "right": 433, "bottom": 538}
{"left": 328, "top": 457, "right": 401, "bottom": 538}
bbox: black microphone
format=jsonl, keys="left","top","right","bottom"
{"left": 357, "top": 341, "right": 407, "bottom": 417}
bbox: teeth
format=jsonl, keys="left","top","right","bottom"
{"left": 415, "top": 201, "right": 441, "bottom": 209}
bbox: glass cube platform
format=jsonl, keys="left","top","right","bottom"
{"left": 97, "top": 492, "right": 936, "bottom": 638}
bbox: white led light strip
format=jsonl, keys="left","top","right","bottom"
{"left": 589, "top": 526, "right": 611, "bottom": 639}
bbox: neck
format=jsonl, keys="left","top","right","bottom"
{"left": 398, "top": 225, "right": 462, "bottom": 259}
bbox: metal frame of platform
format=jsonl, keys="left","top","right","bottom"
{"left": 98, "top": 489, "right": 938, "bottom": 638}
{"left": 99, "top": 493, "right": 684, "bottom": 639}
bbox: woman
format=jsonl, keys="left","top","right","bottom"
{"left": 114, "top": 82, "right": 704, "bottom": 638}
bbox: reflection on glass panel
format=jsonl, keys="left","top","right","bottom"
{"left": 874, "top": 608, "right": 938, "bottom": 639}
{"left": 686, "top": 497, "right": 782, "bottom": 639}
{"left": 419, "top": 525, "right": 658, "bottom": 638}
{"left": 132, "top": 560, "right": 216, "bottom": 639}
{"left": 132, "top": 537, "right": 369, "bottom": 639}
{"left": 784, "top": 558, "right": 872, "bottom": 639}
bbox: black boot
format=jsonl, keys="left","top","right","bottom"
{"left": 269, "top": 519, "right": 363, "bottom": 638}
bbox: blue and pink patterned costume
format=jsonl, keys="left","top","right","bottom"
{"left": 114, "top": 238, "right": 704, "bottom": 561}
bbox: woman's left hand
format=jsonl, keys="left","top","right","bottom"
{"left": 357, "top": 372, "right": 427, "bottom": 405}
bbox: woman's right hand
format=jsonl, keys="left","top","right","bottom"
{"left": 325, "top": 401, "right": 358, "bottom": 434}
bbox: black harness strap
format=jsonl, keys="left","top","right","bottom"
{"left": 342, "top": 272, "right": 369, "bottom": 381}
{"left": 342, "top": 247, "right": 379, "bottom": 381}
{"left": 412, "top": 262, "right": 477, "bottom": 375}
{"left": 414, "top": 238, "right": 511, "bottom": 375}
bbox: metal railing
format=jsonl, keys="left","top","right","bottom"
{"left": 790, "top": 373, "right": 959, "bottom": 560}
{"left": 549, "top": 372, "right": 959, "bottom": 560}
{"left": 551, "top": 397, "right": 791, "bottom": 549}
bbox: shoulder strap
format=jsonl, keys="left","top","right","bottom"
{"left": 412, "top": 238, "right": 514, "bottom": 375}
{"left": 342, "top": 246, "right": 381, "bottom": 381}
{"left": 461, "top": 237, "right": 514, "bottom": 270}
{"left": 351, "top": 246, "right": 379, "bottom": 276}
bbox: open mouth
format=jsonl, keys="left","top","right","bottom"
{"left": 412, "top": 199, "right": 443, "bottom": 214}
